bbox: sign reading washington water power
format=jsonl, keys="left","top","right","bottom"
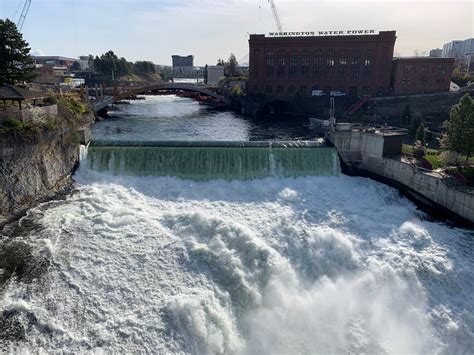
{"left": 268, "top": 30, "right": 377, "bottom": 37}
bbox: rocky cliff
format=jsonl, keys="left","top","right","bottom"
{"left": 0, "top": 132, "right": 80, "bottom": 225}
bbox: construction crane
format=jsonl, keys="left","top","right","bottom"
{"left": 17, "top": 0, "right": 32, "bottom": 32}
{"left": 268, "top": 0, "right": 284, "bottom": 32}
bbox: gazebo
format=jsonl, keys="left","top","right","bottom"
{"left": 0, "top": 85, "right": 46, "bottom": 111}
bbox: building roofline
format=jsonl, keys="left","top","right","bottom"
{"left": 32, "top": 56, "right": 78, "bottom": 61}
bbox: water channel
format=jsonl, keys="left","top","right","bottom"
{"left": 0, "top": 95, "right": 472, "bottom": 353}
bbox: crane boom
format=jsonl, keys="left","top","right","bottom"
{"left": 268, "top": 0, "right": 283, "bottom": 32}
{"left": 17, "top": 0, "right": 31, "bottom": 31}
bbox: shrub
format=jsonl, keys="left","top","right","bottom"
{"left": 439, "top": 150, "right": 461, "bottom": 167}
{"left": 43, "top": 96, "right": 57, "bottom": 105}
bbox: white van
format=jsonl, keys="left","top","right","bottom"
{"left": 311, "top": 90, "right": 326, "bottom": 96}
{"left": 330, "top": 91, "right": 346, "bottom": 97}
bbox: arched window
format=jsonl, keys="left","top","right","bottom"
{"left": 289, "top": 50, "right": 298, "bottom": 78}
{"left": 364, "top": 49, "right": 373, "bottom": 78}
{"left": 338, "top": 50, "right": 348, "bottom": 79}
{"left": 266, "top": 50, "right": 274, "bottom": 78}
{"left": 277, "top": 50, "right": 286, "bottom": 78}
{"left": 301, "top": 50, "right": 309, "bottom": 78}
{"left": 313, "top": 50, "right": 322, "bottom": 78}
{"left": 325, "top": 50, "right": 335, "bottom": 78}
{"left": 351, "top": 50, "right": 360, "bottom": 79}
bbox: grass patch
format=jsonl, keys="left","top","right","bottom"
{"left": 402, "top": 144, "right": 474, "bottom": 169}
{"left": 424, "top": 154, "right": 443, "bottom": 169}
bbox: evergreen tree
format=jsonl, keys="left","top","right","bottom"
{"left": 225, "top": 53, "right": 239, "bottom": 77}
{"left": 0, "top": 18, "right": 35, "bottom": 85}
{"left": 409, "top": 111, "right": 422, "bottom": 137}
{"left": 415, "top": 122, "right": 426, "bottom": 145}
{"left": 401, "top": 104, "right": 411, "bottom": 126}
{"left": 441, "top": 94, "right": 474, "bottom": 161}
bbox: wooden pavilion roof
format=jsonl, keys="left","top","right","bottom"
{"left": 0, "top": 85, "right": 46, "bottom": 101}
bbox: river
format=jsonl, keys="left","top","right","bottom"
{"left": 0, "top": 95, "right": 473, "bottom": 354}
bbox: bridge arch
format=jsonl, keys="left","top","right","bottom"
{"left": 114, "top": 83, "right": 230, "bottom": 106}
{"left": 263, "top": 99, "right": 293, "bottom": 116}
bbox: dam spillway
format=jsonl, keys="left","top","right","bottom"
{"left": 87, "top": 140, "right": 340, "bottom": 180}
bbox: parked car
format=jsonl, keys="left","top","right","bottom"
{"left": 311, "top": 90, "right": 326, "bottom": 96}
{"left": 330, "top": 91, "right": 346, "bottom": 97}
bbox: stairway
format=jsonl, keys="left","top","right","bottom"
{"left": 346, "top": 95, "right": 370, "bottom": 115}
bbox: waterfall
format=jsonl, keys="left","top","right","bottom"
{"left": 86, "top": 141, "right": 341, "bottom": 180}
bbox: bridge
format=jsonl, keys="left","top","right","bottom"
{"left": 89, "top": 83, "right": 230, "bottom": 112}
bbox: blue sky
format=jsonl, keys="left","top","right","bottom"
{"left": 0, "top": 0, "right": 472, "bottom": 65}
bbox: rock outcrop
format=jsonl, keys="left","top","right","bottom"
{"left": 0, "top": 131, "right": 80, "bottom": 225}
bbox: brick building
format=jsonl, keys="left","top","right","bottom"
{"left": 248, "top": 31, "right": 455, "bottom": 97}
{"left": 391, "top": 57, "right": 454, "bottom": 96}
{"left": 248, "top": 31, "right": 397, "bottom": 97}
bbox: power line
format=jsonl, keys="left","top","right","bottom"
{"left": 71, "top": 0, "right": 79, "bottom": 57}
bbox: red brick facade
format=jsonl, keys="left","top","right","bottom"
{"left": 391, "top": 57, "right": 454, "bottom": 96}
{"left": 248, "top": 31, "right": 397, "bottom": 97}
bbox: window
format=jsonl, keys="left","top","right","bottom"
{"left": 288, "top": 85, "right": 296, "bottom": 94}
{"left": 301, "top": 50, "right": 309, "bottom": 78}
{"left": 299, "top": 86, "right": 308, "bottom": 96}
{"left": 253, "top": 49, "right": 259, "bottom": 77}
{"left": 363, "top": 50, "right": 373, "bottom": 78}
{"left": 325, "top": 51, "right": 335, "bottom": 79}
{"left": 276, "top": 85, "right": 284, "bottom": 94}
{"left": 313, "top": 50, "right": 322, "bottom": 78}
{"left": 437, "top": 65, "right": 446, "bottom": 74}
{"left": 338, "top": 50, "right": 348, "bottom": 79}
{"left": 277, "top": 50, "right": 286, "bottom": 78}
{"left": 404, "top": 65, "right": 413, "bottom": 75}
{"left": 351, "top": 51, "right": 360, "bottom": 79}
{"left": 362, "top": 86, "right": 371, "bottom": 95}
{"left": 420, "top": 67, "right": 428, "bottom": 75}
{"left": 266, "top": 50, "right": 274, "bottom": 78}
{"left": 289, "top": 50, "right": 298, "bottom": 78}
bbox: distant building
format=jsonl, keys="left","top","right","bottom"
{"left": 442, "top": 38, "right": 474, "bottom": 59}
{"left": 33, "top": 56, "right": 78, "bottom": 69}
{"left": 206, "top": 65, "right": 224, "bottom": 85}
{"left": 429, "top": 48, "right": 442, "bottom": 58}
{"left": 172, "top": 55, "right": 194, "bottom": 68}
{"left": 78, "top": 56, "right": 91, "bottom": 70}
{"left": 391, "top": 57, "right": 454, "bottom": 96}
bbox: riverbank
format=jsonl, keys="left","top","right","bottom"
{"left": 0, "top": 94, "right": 94, "bottom": 226}
{"left": 328, "top": 125, "right": 474, "bottom": 227}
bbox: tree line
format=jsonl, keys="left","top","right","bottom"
{"left": 89, "top": 51, "right": 156, "bottom": 76}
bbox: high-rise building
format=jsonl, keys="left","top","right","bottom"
{"left": 442, "top": 39, "right": 474, "bottom": 59}
{"left": 172, "top": 55, "right": 194, "bottom": 68}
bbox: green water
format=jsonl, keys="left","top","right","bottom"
{"left": 87, "top": 144, "right": 340, "bottom": 181}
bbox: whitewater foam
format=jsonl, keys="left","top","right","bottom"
{"left": 0, "top": 167, "right": 473, "bottom": 353}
